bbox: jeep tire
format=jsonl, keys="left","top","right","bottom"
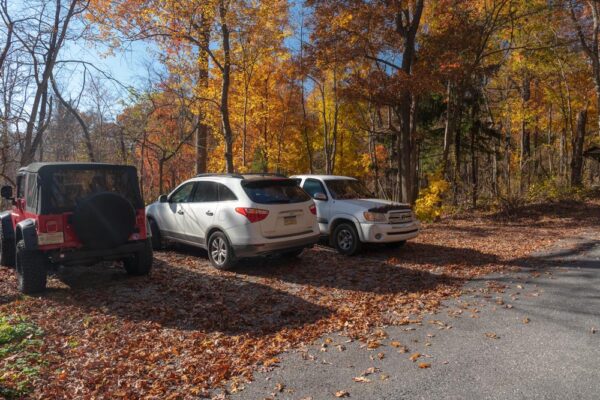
{"left": 16, "top": 240, "right": 47, "bottom": 294}
{"left": 332, "top": 222, "right": 362, "bottom": 256}
{"left": 0, "top": 230, "right": 15, "bottom": 268}
{"left": 123, "top": 239, "right": 153, "bottom": 276}
{"left": 73, "top": 192, "right": 136, "bottom": 250}
{"left": 207, "top": 231, "right": 236, "bottom": 270}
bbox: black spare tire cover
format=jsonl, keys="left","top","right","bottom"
{"left": 72, "top": 192, "right": 136, "bottom": 249}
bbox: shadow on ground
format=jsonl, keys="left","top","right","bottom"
{"left": 45, "top": 257, "right": 331, "bottom": 335}
{"left": 37, "top": 240, "right": 467, "bottom": 336}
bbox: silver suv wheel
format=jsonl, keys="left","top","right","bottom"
{"left": 332, "top": 222, "right": 361, "bottom": 256}
{"left": 207, "top": 231, "right": 237, "bottom": 270}
{"left": 337, "top": 228, "right": 354, "bottom": 251}
{"left": 211, "top": 237, "right": 227, "bottom": 266}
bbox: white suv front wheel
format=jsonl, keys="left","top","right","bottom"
{"left": 208, "top": 231, "right": 237, "bottom": 270}
{"left": 332, "top": 223, "right": 361, "bottom": 256}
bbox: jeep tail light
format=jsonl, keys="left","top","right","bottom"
{"left": 309, "top": 204, "right": 317, "bottom": 215}
{"left": 235, "top": 207, "right": 269, "bottom": 223}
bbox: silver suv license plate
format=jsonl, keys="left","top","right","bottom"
{"left": 284, "top": 216, "right": 296, "bottom": 225}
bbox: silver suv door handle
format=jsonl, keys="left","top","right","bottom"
{"left": 206, "top": 211, "right": 214, "bottom": 216}
{"left": 177, "top": 210, "right": 184, "bottom": 215}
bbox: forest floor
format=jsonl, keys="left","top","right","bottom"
{"left": 0, "top": 200, "right": 599, "bottom": 399}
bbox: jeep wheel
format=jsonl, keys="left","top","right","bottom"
{"left": 208, "top": 231, "right": 236, "bottom": 270}
{"left": 123, "top": 239, "right": 153, "bottom": 276}
{"left": 148, "top": 218, "right": 163, "bottom": 250}
{"left": 332, "top": 223, "right": 361, "bottom": 256}
{"left": 15, "top": 240, "right": 47, "bottom": 294}
{"left": 0, "top": 230, "right": 15, "bottom": 268}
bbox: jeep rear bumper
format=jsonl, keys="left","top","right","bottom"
{"left": 48, "top": 241, "right": 146, "bottom": 266}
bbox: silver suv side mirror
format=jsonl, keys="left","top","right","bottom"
{"left": 313, "top": 192, "right": 327, "bottom": 201}
{"left": 158, "top": 194, "right": 168, "bottom": 203}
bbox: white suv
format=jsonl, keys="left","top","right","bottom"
{"left": 292, "top": 175, "right": 420, "bottom": 255}
{"left": 146, "top": 174, "right": 320, "bottom": 269}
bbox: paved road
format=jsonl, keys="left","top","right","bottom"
{"left": 231, "top": 233, "right": 600, "bottom": 400}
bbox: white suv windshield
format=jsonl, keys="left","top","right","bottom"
{"left": 325, "top": 179, "right": 372, "bottom": 200}
{"left": 242, "top": 179, "right": 310, "bottom": 204}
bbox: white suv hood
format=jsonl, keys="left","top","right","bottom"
{"left": 336, "top": 199, "right": 410, "bottom": 214}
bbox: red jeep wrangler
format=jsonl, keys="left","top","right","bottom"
{"left": 0, "top": 162, "right": 153, "bottom": 294}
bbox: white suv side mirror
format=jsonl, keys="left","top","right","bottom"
{"left": 313, "top": 192, "right": 327, "bottom": 201}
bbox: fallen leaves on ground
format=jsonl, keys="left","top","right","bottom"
{"left": 1, "top": 200, "right": 597, "bottom": 398}
{"left": 418, "top": 362, "right": 431, "bottom": 369}
{"left": 335, "top": 390, "right": 350, "bottom": 397}
{"left": 485, "top": 332, "right": 499, "bottom": 339}
{"left": 361, "top": 367, "right": 380, "bottom": 376}
{"left": 263, "top": 357, "right": 280, "bottom": 367}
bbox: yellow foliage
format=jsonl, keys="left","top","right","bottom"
{"left": 527, "top": 178, "right": 588, "bottom": 203}
{"left": 415, "top": 173, "right": 449, "bottom": 222}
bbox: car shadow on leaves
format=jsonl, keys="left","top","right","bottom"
{"left": 232, "top": 246, "right": 465, "bottom": 295}
{"left": 46, "top": 257, "right": 332, "bottom": 336}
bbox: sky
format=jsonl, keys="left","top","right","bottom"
{"left": 8, "top": 0, "right": 309, "bottom": 112}
{"left": 8, "top": 0, "right": 159, "bottom": 113}
{"left": 60, "top": 38, "right": 157, "bottom": 91}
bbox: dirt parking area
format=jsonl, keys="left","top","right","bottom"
{"left": 0, "top": 201, "right": 597, "bottom": 399}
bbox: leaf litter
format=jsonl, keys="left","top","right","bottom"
{"left": 0, "top": 201, "right": 596, "bottom": 398}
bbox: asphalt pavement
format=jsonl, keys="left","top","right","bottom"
{"left": 230, "top": 232, "right": 600, "bottom": 400}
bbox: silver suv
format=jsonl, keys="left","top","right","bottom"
{"left": 146, "top": 174, "right": 320, "bottom": 269}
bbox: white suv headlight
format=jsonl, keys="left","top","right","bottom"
{"left": 363, "top": 212, "right": 386, "bottom": 222}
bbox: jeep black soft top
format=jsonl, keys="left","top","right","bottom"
{"left": 18, "top": 162, "right": 144, "bottom": 214}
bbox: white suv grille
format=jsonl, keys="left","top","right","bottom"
{"left": 388, "top": 211, "right": 412, "bottom": 224}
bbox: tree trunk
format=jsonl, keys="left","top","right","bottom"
{"left": 219, "top": 0, "right": 234, "bottom": 173}
{"left": 571, "top": 109, "right": 587, "bottom": 186}
{"left": 300, "top": 83, "right": 314, "bottom": 173}
{"left": 158, "top": 158, "right": 165, "bottom": 195}
{"left": 398, "top": 96, "right": 412, "bottom": 203}
{"left": 394, "top": 0, "right": 424, "bottom": 204}
{"left": 196, "top": 28, "right": 210, "bottom": 174}
{"left": 298, "top": 17, "right": 314, "bottom": 173}
{"left": 520, "top": 73, "right": 531, "bottom": 192}
{"left": 442, "top": 81, "right": 455, "bottom": 177}
{"left": 453, "top": 109, "right": 462, "bottom": 204}
{"left": 242, "top": 80, "right": 249, "bottom": 168}
{"left": 470, "top": 102, "right": 479, "bottom": 208}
